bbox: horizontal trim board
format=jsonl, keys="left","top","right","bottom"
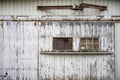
{"left": 40, "top": 52, "right": 114, "bottom": 55}
{"left": 0, "top": 16, "right": 120, "bottom": 21}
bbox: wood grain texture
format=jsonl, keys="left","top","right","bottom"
{"left": 0, "top": 16, "right": 115, "bottom": 80}
{"left": 39, "top": 20, "right": 115, "bottom": 80}
{"left": 0, "top": 21, "right": 38, "bottom": 80}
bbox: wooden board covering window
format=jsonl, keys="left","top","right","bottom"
{"left": 53, "top": 37, "right": 72, "bottom": 51}
{"left": 81, "top": 37, "right": 99, "bottom": 50}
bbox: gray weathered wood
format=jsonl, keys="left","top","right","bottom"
{"left": 39, "top": 20, "right": 115, "bottom": 80}
{"left": 0, "top": 17, "right": 115, "bottom": 80}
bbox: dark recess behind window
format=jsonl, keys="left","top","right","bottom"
{"left": 53, "top": 38, "right": 72, "bottom": 51}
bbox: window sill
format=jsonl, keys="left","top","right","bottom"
{"left": 40, "top": 51, "right": 114, "bottom": 55}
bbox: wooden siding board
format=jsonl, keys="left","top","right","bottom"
{"left": 0, "top": 21, "right": 3, "bottom": 69}
{"left": 54, "top": 55, "right": 62, "bottom": 80}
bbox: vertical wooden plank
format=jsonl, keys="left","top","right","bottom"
{"left": 2, "top": 21, "right": 17, "bottom": 80}
{"left": 16, "top": 21, "right": 24, "bottom": 80}
{"left": 54, "top": 55, "right": 60, "bottom": 80}
{"left": 74, "top": 55, "right": 80, "bottom": 80}
{"left": 0, "top": 21, "right": 3, "bottom": 67}
{"left": 0, "top": 21, "right": 3, "bottom": 78}
{"left": 3, "top": 21, "right": 11, "bottom": 72}
{"left": 64, "top": 55, "right": 72, "bottom": 80}
{"left": 74, "top": 21, "right": 80, "bottom": 51}
{"left": 39, "top": 21, "right": 55, "bottom": 80}
{"left": 39, "top": 21, "right": 44, "bottom": 80}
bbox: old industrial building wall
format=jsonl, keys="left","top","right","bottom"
{"left": 0, "top": 0, "right": 120, "bottom": 80}
{"left": 39, "top": 20, "right": 114, "bottom": 80}
{"left": 0, "top": 17, "right": 115, "bottom": 80}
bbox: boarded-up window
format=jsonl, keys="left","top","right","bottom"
{"left": 81, "top": 37, "right": 99, "bottom": 50}
{"left": 53, "top": 37, "right": 72, "bottom": 51}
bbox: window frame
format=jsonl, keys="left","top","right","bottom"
{"left": 80, "top": 37, "right": 99, "bottom": 51}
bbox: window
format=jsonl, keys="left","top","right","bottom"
{"left": 80, "top": 37, "right": 99, "bottom": 50}
{"left": 53, "top": 37, "right": 72, "bottom": 51}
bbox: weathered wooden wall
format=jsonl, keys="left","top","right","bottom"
{"left": 39, "top": 21, "right": 114, "bottom": 52}
{"left": 0, "top": 16, "right": 115, "bottom": 80}
{"left": 0, "top": 21, "right": 38, "bottom": 80}
{"left": 0, "top": 0, "right": 120, "bottom": 79}
{"left": 39, "top": 20, "right": 115, "bottom": 80}
{"left": 39, "top": 55, "right": 114, "bottom": 80}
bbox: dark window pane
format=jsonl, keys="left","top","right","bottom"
{"left": 53, "top": 38, "right": 72, "bottom": 51}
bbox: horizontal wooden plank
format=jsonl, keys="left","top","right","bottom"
{"left": 37, "top": 5, "right": 73, "bottom": 10}
{"left": 79, "top": 3, "right": 107, "bottom": 11}
{"left": 40, "top": 51, "right": 114, "bottom": 55}
{"left": 0, "top": 16, "right": 120, "bottom": 21}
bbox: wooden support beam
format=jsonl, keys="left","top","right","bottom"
{"left": 37, "top": 5, "right": 73, "bottom": 10}
{"left": 37, "top": 3, "right": 107, "bottom": 11}
{"left": 79, "top": 3, "right": 107, "bottom": 11}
